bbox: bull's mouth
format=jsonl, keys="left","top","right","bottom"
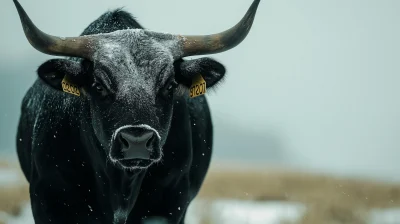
{"left": 110, "top": 145, "right": 163, "bottom": 169}
{"left": 117, "top": 157, "right": 158, "bottom": 169}
{"left": 111, "top": 148, "right": 162, "bottom": 169}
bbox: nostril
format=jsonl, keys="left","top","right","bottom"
{"left": 119, "top": 134, "right": 129, "bottom": 149}
{"left": 146, "top": 135, "right": 154, "bottom": 148}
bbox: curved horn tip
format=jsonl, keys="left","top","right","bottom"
{"left": 13, "top": 0, "right": 26, "bottom": 19}
{"left": 12, "top": 0, "right": 37, "bottom": 37}
{"left": 179, "top": 0, "right": 262, "bottom": 57}
{"left": 12, "top": 0, "right": 93, "bottom": 58}
{"left": 252, "top": 0, "right": 261, "bottom": 9}
{"left": 247, "top": 0, "right": 262, "bottom": 20}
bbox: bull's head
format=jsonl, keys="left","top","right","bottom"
{"left": 13, "top": 0, "right": 260, "bottom": 170}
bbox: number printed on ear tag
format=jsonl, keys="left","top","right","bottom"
{"left": 189, "top": 74, "right": 207, "bottom": 98}
{"left": 61, "top": 76, "right": 81, "bottom": 96}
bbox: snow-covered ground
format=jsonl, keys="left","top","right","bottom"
{"left": 0, "top": 203, "right": 34, "bottom": 224}
{"left": 3, "top": 200, "right": 400, "bottom": 224}
{"left": 185, "top": 199, "right": 306, "bottom": 224}
{"left": 3, "top": 168, "right": 400, "bottom": 224}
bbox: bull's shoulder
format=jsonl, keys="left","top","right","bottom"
{"left": 17, "top": 79, "right": 87, "bottom": 180}
{"left": 21, "top": 79, "right": 83, "bottom": 118}
{"left": 19, "top": 79, "right": 85, "bottom": 146}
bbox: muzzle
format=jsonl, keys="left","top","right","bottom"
{"left": 110, "top": 125, "right": 162, "bottom": 168}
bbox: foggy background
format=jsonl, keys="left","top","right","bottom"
{"left": 0, "top": 0, "right": 399, "bottom": 182}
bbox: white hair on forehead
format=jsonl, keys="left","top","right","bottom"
{"left": 94, "top": 29, "right": 180, "bottom": 59}
{"left": 89, "top": 29, "right": 178, "bottom": 103}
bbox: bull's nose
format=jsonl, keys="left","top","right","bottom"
{"left": 118, "top": 131, "right": 154, "bottom": 160}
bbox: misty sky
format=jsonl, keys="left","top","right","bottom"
{"left": 1, "top": 0, "right": 400, "bottom": 182}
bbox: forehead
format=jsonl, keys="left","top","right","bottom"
{"left": 93, "top": 29, "right": 175, "bottom": 67}
{"left": 89, "top": 29, "right": 175, "bottom": 97}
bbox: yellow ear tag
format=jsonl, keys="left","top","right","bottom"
{"left": 189, "top": 74, "right": 206, "bottom": 98}
{"left": 61, "top": 76, "right": 81, "bottom": 96}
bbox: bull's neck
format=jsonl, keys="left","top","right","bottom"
{"left": 104, "top": 166, "right": 146, "bottom": 213}
{"left": 77, "top": 108, "right": 147, "bottom": 215}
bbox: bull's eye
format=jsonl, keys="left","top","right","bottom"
{"left": 92, "top": 83, "right": 103, "bottom": 92}
{"left": 95, "top": 85, "right": 103, "bottom": 92}
{"left": 168, "top": 81, "right": 178, "bottom": 91}
{"left": 162, "top": 79, "right": 178, "bottom": 99}
{"left": 91, "top": 82, "right": 108, "bottom": 99}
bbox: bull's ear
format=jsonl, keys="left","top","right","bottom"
{"left": 174, "top": 57, "right": 226, "bottom": 90}
{"left": 37, "top": 59, "right": 91, "bottom": 91}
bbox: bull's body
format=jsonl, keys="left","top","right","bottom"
{"left": 13, "top": 0, "right": 260, "bottom": 223}
{"left": 17, "top": 10, "right": 212, "bottom": 224}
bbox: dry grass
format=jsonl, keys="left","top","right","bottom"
{"left": 2, "top": 162, "right": 400, "bottom": 224}
{"left": 0, "top": 161, "right": 29, "bottom": 219}
{"left": 0, "top": 185, "right": 29, "bottom": 216}
{"left": 199, "top": 168, "right": 400, "bottom": 207}
{"left": 198, "top": 167, "right": 400, "bottom": 224}
{"left": 0, "top": 161, "right": 17, "bottom": 169}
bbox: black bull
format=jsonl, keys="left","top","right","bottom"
{"left": 13, "top": 0, "right": 261, "bottom": 223}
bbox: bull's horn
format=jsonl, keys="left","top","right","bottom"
{"left": 179, "top": 0, "right": 261, "bottom": 57}
{"left": 13, "top": 0, "right": 95, "bottom": 59}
